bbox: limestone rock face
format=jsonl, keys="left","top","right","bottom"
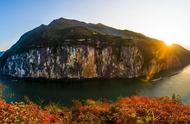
{"left": 1, "top": 44, "right": 184, "bottom": 79}
{"left": 1, "top": 45, "right": 145, "bottom": 79}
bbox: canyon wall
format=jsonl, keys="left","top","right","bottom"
{"left": 0, "top": 44, "right": 181, "bottom": 79}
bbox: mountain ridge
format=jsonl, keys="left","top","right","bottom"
{"left": 0, "top": 18, "right": 190, "bottom": 79}
{"left": 0, "top": 52, "right": 4, "bottom": 57}
{"left": 0, "top": 18, "right": 173, "bottom": 61}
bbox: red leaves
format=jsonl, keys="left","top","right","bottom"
{"left": 0, "top": 101, "right": 61, "bottom": 124}
{"left": 0, "top": 96, "right": 190, "bottom": 123}
{"left": 74, "top": 96, "right": 190, "bottom": 123}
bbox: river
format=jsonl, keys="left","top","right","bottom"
{"left": 0, "top": 65, "right": 190, "bottom": 106}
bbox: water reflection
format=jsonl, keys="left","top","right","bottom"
{"left": 0, "top": 65, "right": 190, "bottom": 106}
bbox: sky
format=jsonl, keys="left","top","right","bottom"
{"left": 1, "top": 0, "right": 190, "bottom": 51}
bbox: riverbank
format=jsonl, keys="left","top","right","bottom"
{"left": 0, "top": 96, "right": 190, "bottom": 124}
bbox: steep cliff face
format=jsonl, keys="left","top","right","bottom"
{"left": 1, "top": 45, "right": 144, "bottom": 79}
{"left": 1, "top": 44, "right": 185, "bottom": 79}
{"left": 1, "top": 18, "right": 190, "bottom": 79}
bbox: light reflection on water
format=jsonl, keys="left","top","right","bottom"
{"left": 0, "top": 65, "right": 190, "bottom": 106}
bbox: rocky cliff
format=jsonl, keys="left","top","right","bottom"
{"left": 1, "top": 46, "right": 144, "bottom": 79}
{"left": 1, "top": 18, "right": 190, "bottom": 79}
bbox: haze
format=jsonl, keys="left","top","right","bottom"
{"left": 0, "top": 0, "right": 190, "bottom": 50}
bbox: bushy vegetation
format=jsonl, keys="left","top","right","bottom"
{"left": 0, "top": 96, "right": 190, "bottom": 123}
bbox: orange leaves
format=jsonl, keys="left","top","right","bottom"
{"left": 0, "top": 96, "right": 190, "bottom": 123}
{"left": 73, "top": 96, "right": 190, "bottom": 123}
{"left": 0, "top": 101, "right": 61, "bottom": 124}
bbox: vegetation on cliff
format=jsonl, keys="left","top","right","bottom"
{"left": 0, "top": 96, "right": 189, "bottom": 124}
{"left": 1, "top": 18, "right": 190, "bottom": 67}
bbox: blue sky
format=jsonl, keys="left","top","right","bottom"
{"left": 1, "top": 0, "right": 190, "bottom": 50}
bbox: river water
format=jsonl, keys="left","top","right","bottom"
{"left": 0, "top": 65, "right": 190, "bottom": 106}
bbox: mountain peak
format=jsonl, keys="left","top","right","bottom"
{"left": 48, "top": 17, "right": 87, "bottom": 27}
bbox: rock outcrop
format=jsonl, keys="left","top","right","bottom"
{"left": 1, "top": 18, "right": 190, "bottom": 79}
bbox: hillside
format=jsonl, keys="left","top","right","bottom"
{"left": 0, "top": 18, "right": 165, "bottom": 61}
{"left": 0, "top": 96, "right": 189, "bottom": 123}
{"left": 0, "top": 18, "right": 190, "bottom": 79}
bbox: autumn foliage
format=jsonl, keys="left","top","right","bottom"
{"left": 0, "top": 96, "right": 190, "bottom": 123}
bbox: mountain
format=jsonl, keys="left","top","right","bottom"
{"left": 0, "top": 18, "right": 190, "bottom": 79}
{"left": 0, "top": 52, "right": 4, "bottom": 57}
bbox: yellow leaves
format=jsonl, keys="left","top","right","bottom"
{"left": 0, "top": 100, "right": 61, "bottom": 124}
{"left": 85, "top": 99, "right": 96, "bottom": 106}
{"left": 131, "top": 112, "right": 136, "bottom": 118}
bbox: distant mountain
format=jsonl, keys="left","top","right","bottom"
{"left": 0, "top": 18, "right": 190, "bottom": 79}
{"left": 0, "top": 52, "right": 4, "bottom": 57}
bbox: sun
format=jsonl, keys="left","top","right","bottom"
{"left": 164, "top": 40, "right": 175, "bottom": 46}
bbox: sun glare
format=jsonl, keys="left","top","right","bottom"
{"left": 165, "top": 41, "right": 174, "bottom": 46}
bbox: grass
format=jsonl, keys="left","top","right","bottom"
{"left": 0, "top": 96, "right": 189, "bottom": 123}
